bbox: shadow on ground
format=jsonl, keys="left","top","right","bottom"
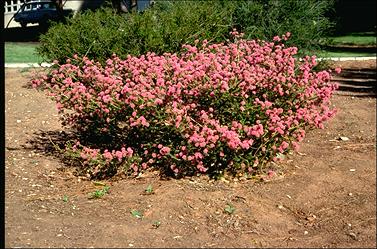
{"left": 22, "top": 129, "right": 178, "bottom": 179}
{"left": 324, "top": 46, "right": 376, "bottom": 53}
{"left": 23, "top": 129, "right": 74, "bottom": 157}
{"left": 4, "top": 25, "right": 49, "bottom": 42}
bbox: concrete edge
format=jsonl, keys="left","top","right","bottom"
{"left": 5, "top": 62, "right": 53, "bottom": 68}
{"left": 316, "top": 57, "right": 377, "bottom": 61}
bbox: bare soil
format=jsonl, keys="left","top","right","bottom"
{"left": 5, "top": 60, "right": 376, "bottom": 248}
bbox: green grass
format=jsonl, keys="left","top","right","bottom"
{"left": 318, "top": 51, "right": 376, "bottom": 58}
{"left": 5, "top": 42, "right": 43, "bottom": 63}
{"left": 5, "top": 39, "right": 374, "bottom": 64}
{"left": 328, "top": 32, "right": 376, "bottom": 46}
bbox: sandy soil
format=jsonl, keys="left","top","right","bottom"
{"left": 4, "top": 60, "right": 376, "bottom": 248}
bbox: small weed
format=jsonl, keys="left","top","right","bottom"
{"left": 152, "top": 220, "right": 161, "bottom": 228}
{"left": 224, "top": 203, "right": 236, "bottom": 215}
{"left": 88, "top": 185, "right": 110, "bottom": 199}
{"left": 130, "top": 209, "right": 143, "bottom": 219}
{"left": 145, "top": 184, "right": 154, "bottom": 194}
{"left": 62, "top": 195, "right": 69, "bottom": 202}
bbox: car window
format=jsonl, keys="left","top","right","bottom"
{"left": 20, "top": 2, "right": 55, "bottom": 12}
{"left": 42, "top": 3, "right": 52, "bottom": 9}
{"left": 23, "top": 4, "right": 32, "bottom": 11}
{"left": 31, "top": 3, "right": 43, "bottom": 10}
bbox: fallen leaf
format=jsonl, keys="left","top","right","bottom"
{"left": 338, "top": 136, "right": 350, "bottom": 141}
{"left": 92, "top": 181, "right": 106, "bottom": 186}
{"left": 348, "top": 232, "right": 357, "bottom": 240}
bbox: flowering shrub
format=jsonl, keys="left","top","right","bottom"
{"left": 32, "top": 32, "right": 339, "bottom": 179}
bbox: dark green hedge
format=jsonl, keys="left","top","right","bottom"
{"left": 37, "top": 0, "right": 335, "bottom": 64}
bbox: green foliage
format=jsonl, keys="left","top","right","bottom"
{"left": 37, "top": 8, "right": 127, "bottom": 65}
{"left": 37, "top": 0, "right": 335, "bottom": 64}
{"left": 37, "top": 1, "right": 234, "bottom": 65}
{"left": 231, "top": 0, "right": 336, "bottom": 56}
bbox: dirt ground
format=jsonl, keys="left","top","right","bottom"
{"left": 4, "top": 60, "right": 376, "bottom": 248}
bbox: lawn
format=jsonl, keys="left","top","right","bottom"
{"left": 5, "top": 42, "right": 43, "bottom": 63}
{"left": 320, "top": 32, "right": 376, "bottom": 57}
{"left": 5, "top": 35, "right": 376, "bottom": 64}
{"left": 328, "top": 32, "right": 376, "bottom": 46}
{"left": 317, "top": 51, "right": 376, "bottom": 58}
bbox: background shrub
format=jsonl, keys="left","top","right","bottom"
{"left": 37, "top": 0, "right": 335, "bottom": 64}
{"left": 37, "top": 1, "right": 235, "bottom": 65}
{"left": 230, "top": 0, "right": 335, "bottom": 55}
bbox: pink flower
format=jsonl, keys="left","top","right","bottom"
{"left": 103, "top": 151, "right": 113, "bottom": 161}
{"left": 160, "top": 146, "right": 171, "bottom": 155}
{"left": 115, "top": 150, "right": 123, "bottom": 162}
{"left": 155, "top": 98, "right": 163, "bottom": 105}
{"left": 268, "top": 170, "right": 276, "bottom": 178}
{"left": 125, "top": 147, "right": 133, "bottom": 157}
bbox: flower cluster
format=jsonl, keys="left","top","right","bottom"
{"left": 32, "top": 32, "right": 339, "bottom": 178}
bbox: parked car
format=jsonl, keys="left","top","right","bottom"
{"left": 13, "top": 1, "right": 73, "bottom": 28}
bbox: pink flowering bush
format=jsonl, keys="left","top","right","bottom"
{"left": 32, "top": 32, "right": 339, "bottom": 179}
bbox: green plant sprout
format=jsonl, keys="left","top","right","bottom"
{"left": 224, "top": 203, "right": 236, "bottom": 215}
{"left": 88, "top": 185, "right": 110, "bottom": 199}
{"left": 131, "top": 209, "right": 143, "bottom": 219}
{"left": 145, "top": 184, "right": 154, "bottom": 194}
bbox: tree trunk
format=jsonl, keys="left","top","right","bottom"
{"left": 54, "top": 0, "right": 64, "bottom": 20}
{"left": 112, "top": 0, "right": 136, "bottom": 13}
